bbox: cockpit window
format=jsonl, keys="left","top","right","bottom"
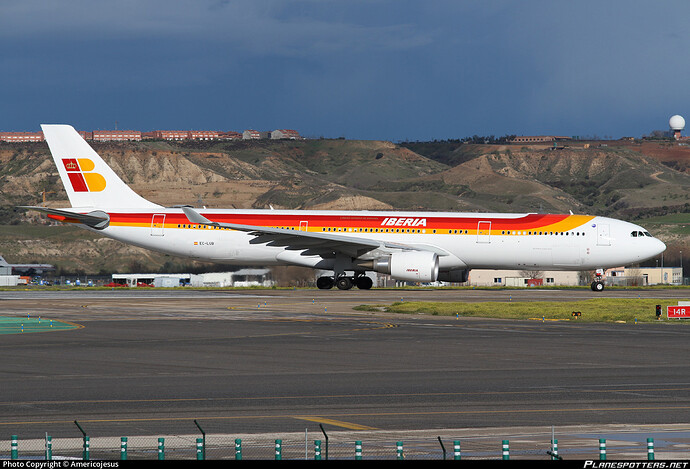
{"left": 631, "top": 231, "right": 653, "bottom": 238}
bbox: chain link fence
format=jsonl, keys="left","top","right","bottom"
{"left": 2, "top": 429, "right": 690, "bottom": 460}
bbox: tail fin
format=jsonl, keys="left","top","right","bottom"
{"left": 41, "top": 124, "right": 161, "bottom": 209}
{"left": 0, "top": 255, "right": 8, "bottom": 267}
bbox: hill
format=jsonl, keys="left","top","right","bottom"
{"left": 1, "top": 138, "right": 689, "bottom": 274}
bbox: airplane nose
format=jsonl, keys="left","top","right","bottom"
{"left": 654, "top": 238, "right": 667, "bottom": 256}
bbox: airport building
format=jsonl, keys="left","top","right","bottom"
{"left": 468, "top": 267, "right": 683, "bottom": 287}
{"left": 606, "top": 266, "right": 682, "bottom": 286}
{"left": 111, "top": 269, "right": 273, "bottom": 288}
{"left": 468, "top": 269, "right": 581, "bottom": 287}
{"left": 0, "top": 275, "right": 20, "bottom": 286}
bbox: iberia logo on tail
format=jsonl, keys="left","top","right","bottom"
{"left": 62, "top": 158, "right": 106, "bottom": 192}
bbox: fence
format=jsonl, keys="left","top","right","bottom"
{"left": 0, "top": 431, "right": 682, "bottom": 460}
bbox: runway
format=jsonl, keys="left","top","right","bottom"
{"left": 1, "top": 287, "right": 690, "bottom": 458}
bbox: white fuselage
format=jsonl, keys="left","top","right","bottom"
{"left": 75, "top": 208, "right": 666, "bottom": 273}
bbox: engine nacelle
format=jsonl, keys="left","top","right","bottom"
{"left": 371, "top": 251, "right": 439, "bottom": 282}
{"left": 437, "top": 269, "right": 469, "bottom": 283}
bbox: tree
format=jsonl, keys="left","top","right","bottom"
{"left": 519, "top": 270, "right": 543, "bottom": 279}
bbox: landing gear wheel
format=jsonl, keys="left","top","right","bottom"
{"left": 355, "top": 276, "right": 373, "bottom": 290}
{"left": 316, "top": 276, "right": 334, "bottom": 290}
{"left": 336, "top": 277, "right": 354, "bottom": 290}
{"left": 591, "top": 281, "right": 605, "bottom": 292}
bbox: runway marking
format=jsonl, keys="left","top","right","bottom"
{"left": 292, "top": 417, "right": 378, "bottom": 431}
{"left": 4, "top": 405, "right": 690, "bottom": 427}
{"left": 1, "top": 386, "right": 689, "bottom": 406}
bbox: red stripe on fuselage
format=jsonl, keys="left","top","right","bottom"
{"left": 105, "top": 212, "right": 573, "bottom": 229}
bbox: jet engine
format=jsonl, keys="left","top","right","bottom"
{"left": 368, "top": 251, "right": 439, "bottom": 282}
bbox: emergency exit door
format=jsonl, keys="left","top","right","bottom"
{"left": 151, "top": 214, "right": 165, "bottom": 236}
{"left": 477, "top": 221, "right": 491, "bottom": 243}
{"left": 597, "top": 223, "right": 610, "bottom": 246}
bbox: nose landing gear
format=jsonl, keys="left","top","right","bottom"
{"left": 591, "top": 268, "right": 605, "bottom": 292}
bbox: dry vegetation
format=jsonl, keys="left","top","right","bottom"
{"left": 1, "top": 138, "right": 689, "bottom": 274}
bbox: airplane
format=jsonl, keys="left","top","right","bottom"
{"left": 20, "top": 124, "right": 666, "bottom": 292}
{"left": 0, "top": 255, "right": 55, "bottom": 275}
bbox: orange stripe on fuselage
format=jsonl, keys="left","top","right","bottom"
{"left": 103, "top": 213, "right": 595, "bottom": 233}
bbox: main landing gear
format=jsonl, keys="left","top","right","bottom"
{"left": 317, "top": 275, "right": 373, "bottom": 290}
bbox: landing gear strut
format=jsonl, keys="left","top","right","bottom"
{"left": 591, "top": 268, "right": 605, "bottom": 292}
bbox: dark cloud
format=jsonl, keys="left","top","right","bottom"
{"left": 2, "top": 0, "right": 690, "bottom": 139}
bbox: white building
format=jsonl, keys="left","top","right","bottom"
{"left": 467, "top": 267, "right": 683, "bottom": 287}
{"left": 0, "top": 275, "right": 20, "bottom": 286}
{"left": 242, "top": 130, "right": 262, "bottom": 140}
{"left": 112, "top": 273, "right": 192, "bottom": 287}
{"left": 606, "top": 267, "right": 682, "bottom": 286}
{"left": 112, "top": 269, "right": 273, "bottom": 288}
{"left": 468, "top": 269, "right": 581, "bottom": 287}
{"left": 271, "top": 129, "right": 301, "bottom": 140}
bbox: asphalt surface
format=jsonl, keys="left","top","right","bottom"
{"left": 1, "top": 287, "right": 690, "bottom": 458}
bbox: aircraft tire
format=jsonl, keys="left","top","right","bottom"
{"left": 336, "top": 277, "right": 354, "bottom": 290}
{"left": 316, "top": 276, "right": 334, "bottom": 290}
{"left": 355, "top": 276, "right": 373, "bottom": 290}
{"left": 591, "top": 281, "right": 605, "bottom": 292}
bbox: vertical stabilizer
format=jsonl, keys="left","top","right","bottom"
{"left": 41, "top": 124, "right": 161, "bottom": 209}
{"left": 0, "top": 255, "right": 8, "bottom": 267}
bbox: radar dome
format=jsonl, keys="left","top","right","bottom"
{"left": 670, "top": 115, "right": 685, "bottom": 130}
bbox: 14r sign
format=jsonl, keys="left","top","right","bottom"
{"left": 668, "top": 306, "right": 690, "bottom": 319}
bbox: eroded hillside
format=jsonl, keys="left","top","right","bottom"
{"left": 1, "top": 138, "right": 689, "bottom": 273}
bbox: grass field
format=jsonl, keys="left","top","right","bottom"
{"left": 355, "top": 298, "right": 689, "bottom": 323}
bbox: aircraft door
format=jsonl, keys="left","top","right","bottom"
{"left": 597, "top": 223, "right": 610, "bottom": 246}
{"left": 151, "top": 214, "right": 165, "bottom": 236}
{"left": 477, "top": 221, "right": 491, "bottom": 243}
{"left": 299, "top": 221, "right": 308, "bottom": 232}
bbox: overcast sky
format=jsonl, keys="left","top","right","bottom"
{"left": 2, "top": 0, "right": 689, "bottom": 141}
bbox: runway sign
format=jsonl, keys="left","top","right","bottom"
{"left": 668, "top": 306, "right": 690, "bottom": 319}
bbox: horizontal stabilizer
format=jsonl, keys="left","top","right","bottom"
{"left": 20, "top": 206, "right": 110, "bottom": 230}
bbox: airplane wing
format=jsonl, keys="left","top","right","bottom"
{"left": 20, "top": 206, "right": 110, "bottom": 230}
{"left": 182, "top": 207, "right": 449, "bottom": 258}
